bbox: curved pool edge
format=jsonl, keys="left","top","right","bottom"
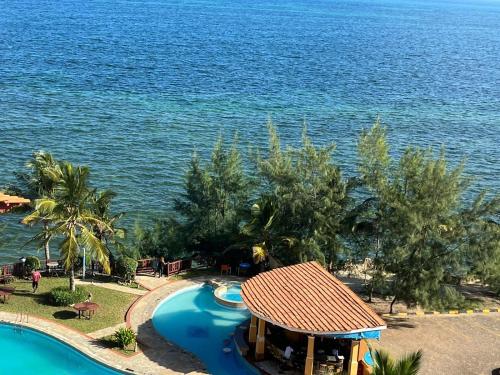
{"left": 214, "top": 283, "right": 246, "bottom": 309}
{"left": 151, "top": 282, "right": 262, "bottom": 375}
{"left": 0, "top": 319, "right": 133, "bottom": 374}
{"left": 126, "top": 277, "right": 209, "bottom": 374}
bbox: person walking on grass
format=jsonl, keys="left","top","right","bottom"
{"left": 32, "top": 269, "right": 42, "bottom": 293}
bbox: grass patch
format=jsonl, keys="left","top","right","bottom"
{"left": 89, "top": 274, "right": 146, "bottom": 291}
{"left": 99, "top": 334, "right": 138, "bottom": 357}
{"left": 0, "top": 278, "right": 137, "bottom": 333}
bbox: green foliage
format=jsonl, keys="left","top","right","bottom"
{"left": 174, "top": 135, "right": 250, "bottom": 259}
{"left": 22, "top": 161, "right": 117, "bottom": 291}
{"left": 250, "top": 122, "right": 353, "bottom": 265}
{"left": 357, "top": 122, "right": 500, "bottom": 311}
{"left": 371, "top": 348, "right": 423, "bottom": 375}
{"left": 49, "top": 286, "right": 88, "bottom": 306}
{"left": 25, "top": 256, "right": 41, "bottom": 273}
{"left": 114, "top": 327, "right": 136, "bottom": 349}
{"left": 9, "top": 151, "right": 62, "bottom": 264}
{"left": 132, "top": 217, "right": 187, "bottom": 259}
{"left": 115, "top": 256, "right": 138, "bottom": 282}
{"left": 464, "top": 220, "right": 500, "bottom": 294}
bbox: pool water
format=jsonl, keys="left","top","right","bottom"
{"left": 0, "top": 323, "right": 123, "bottom": 374}
{"left": 152, "top": 284, "right": 259, "bottom": 375}
{"left": 221, "top": 285, "right": 244, "bottom": 303}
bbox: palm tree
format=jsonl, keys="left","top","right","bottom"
{"left": 371, "top": 348, "right": 423, "bottom": 375}
{"left": 23, "top": 162, "right": 112, "bottom": 291}
{"left": 90, "top": 190, "right": 126, "bottom": 272}
{"left": 14, "top": 151, "right": 61, "bottom": 266}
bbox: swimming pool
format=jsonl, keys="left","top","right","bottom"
{"left": 221, "top": 284, "right": 243, "bottom": 303}
{"left": 152, "top": 284, "right": 259, "bottom": 375}
{"left": 0, "top": 323, "right": 125, "bottom": 374}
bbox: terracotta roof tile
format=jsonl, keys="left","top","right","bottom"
{"left": 241, "top": 261, "right": 386, "bottom": 334}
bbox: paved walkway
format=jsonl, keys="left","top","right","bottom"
{"left": 135, "top": 275, "right": 170, "bottom": 291}
{"left": 378, "top": 314, "right": 500, "bottom": 375}
{"left": 127, "top": 277, "right": 208, "bottom": 374}
{"left": 127, "top": 274, "right": 245, "bottom": 374}
{"left": 76, "top": 279, "right": 148, "bottom": 296}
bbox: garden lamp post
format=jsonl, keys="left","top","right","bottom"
{"left": 19, "top": 256, "right": 26, "bottom": 278}
{"left": 82, "top": 247, "right": 86, "bottom": 280}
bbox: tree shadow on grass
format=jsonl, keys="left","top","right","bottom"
{"left": 53, "top": 310, "right": 78, "bottom": 320}
{"left": 385, "top": 317, "right": 416, "bottom": 330}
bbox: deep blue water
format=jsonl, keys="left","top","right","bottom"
{"left": 1, "top": 0, "right": 499, "bottom": 262}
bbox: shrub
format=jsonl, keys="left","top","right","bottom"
{"left": 115, "top": 256, "right": 138, "bottom": 283}
{"left": 25, "top": 256, "right": 41, "bottom": 274}
{"left": 114, "top": 327, "right": 136, "bottom": 349}
{"left": 49, "top": 286, "right": 88, "bottom": 306}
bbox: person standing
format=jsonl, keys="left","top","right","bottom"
{"left": 152, "top": 257, "right": 159, "bottom": 277}
{"left": 32, "top": 269, "right": 42, "bottom": 293}
{"left": 158, "top": 256, "right": 165, "bottom": 277}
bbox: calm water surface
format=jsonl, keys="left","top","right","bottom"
{"left": 1, "top": 0, "right": 499, "bottom": 261}
{"left": 0, "top": 323, "right": 123, "bottom": 374}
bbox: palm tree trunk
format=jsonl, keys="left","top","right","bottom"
{"left": 43, "top": 221, "right": 51, "bottom": 269}
{"left": 69, "top": 266, "right": 76, "bottom": 292}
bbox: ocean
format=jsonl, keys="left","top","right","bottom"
{"left": 1, "top": 0, "right": 499, "bottom": 262}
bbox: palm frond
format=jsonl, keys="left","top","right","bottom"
{"left": 61, "top": 228, "right": 79, "bottom": 271}
{"left": 80, "top": 226, "right": 111, "bottom": 274}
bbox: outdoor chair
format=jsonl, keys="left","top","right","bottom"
{"left": 220, "top": 264, "right": 231, "bottom": 275}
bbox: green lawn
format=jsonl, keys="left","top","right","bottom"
{"left": 0, "top": 278, "right": 138, "bottom": 333}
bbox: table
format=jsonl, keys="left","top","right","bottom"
{"left": 47, "top": 261, "right": 60, "bottom": 276}
{"left": 0, "top": 290, "right": 12, "bottom": 303}
{"left": 73, "top": 302, "right": 100, "bottom": 319}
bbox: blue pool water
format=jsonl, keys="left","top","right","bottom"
{"left": 221, "top": 285, "right": 244, "bottom": 303}
{"left": 0, "top": 323, "right": 123, "bottom": 374}
{"left": 1, "top": 0, "right": 499, "bottom": 262}
{"left": 152, "top": 284, "right": 258, "bottom": 375}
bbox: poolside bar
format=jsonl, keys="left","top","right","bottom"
{"left": 241, "top": 261, "right": 386, "bottom": 375}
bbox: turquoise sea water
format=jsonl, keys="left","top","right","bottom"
{"left": 153, "top": 284, "right": 258, "bottom": 375}
{"left": 0, "top": 323, "right": 123, "bottom": 374}
{"left": 0, "top": 0, "right": 499, "bottom": 262}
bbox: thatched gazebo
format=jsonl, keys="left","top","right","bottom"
{"left": 242, "top": 261, "right": 386, "bottom": 375}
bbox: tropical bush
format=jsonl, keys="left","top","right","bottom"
{"left": 115, "top": 256, "right": 138, "bottom": 283}
{"left": 371, "top": 348, "right": 423, "bottom": 375}
{"left": 25, "top": 256, "right": 41, "bottom": 273}
{"left": 49, "top": 286, "right": 88, "bottom": 306}
{"left": 114, "top": 327, "right": 136, "bottom": 349}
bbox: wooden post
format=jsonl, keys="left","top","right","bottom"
{"left": 348, "top": 340, "right": 360, "bottom": 375}
{"left": 249, "top": 315, "right": 258, "bottom": 344}
{"left": 255, "top": 318, "right": 266, "bottom": 360}
{"left": 304, "top": 335, "right": 315, "bottom": 375}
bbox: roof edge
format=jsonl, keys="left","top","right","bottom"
{"left": 248, "top": 308, "right": 387, "bottom": 336}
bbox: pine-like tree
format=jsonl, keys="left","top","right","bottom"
{"left": 254, "top": 121, "right": 353, "bottom": 265}
{"left": 174, "top": 136, "right": 250, "bottom": 259}
{"left": 358, "top": 121, "right": 500, "bottom": 312}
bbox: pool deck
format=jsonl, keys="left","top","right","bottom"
{"left": 0, "top": 275, "right": 245, "bottom": 375}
